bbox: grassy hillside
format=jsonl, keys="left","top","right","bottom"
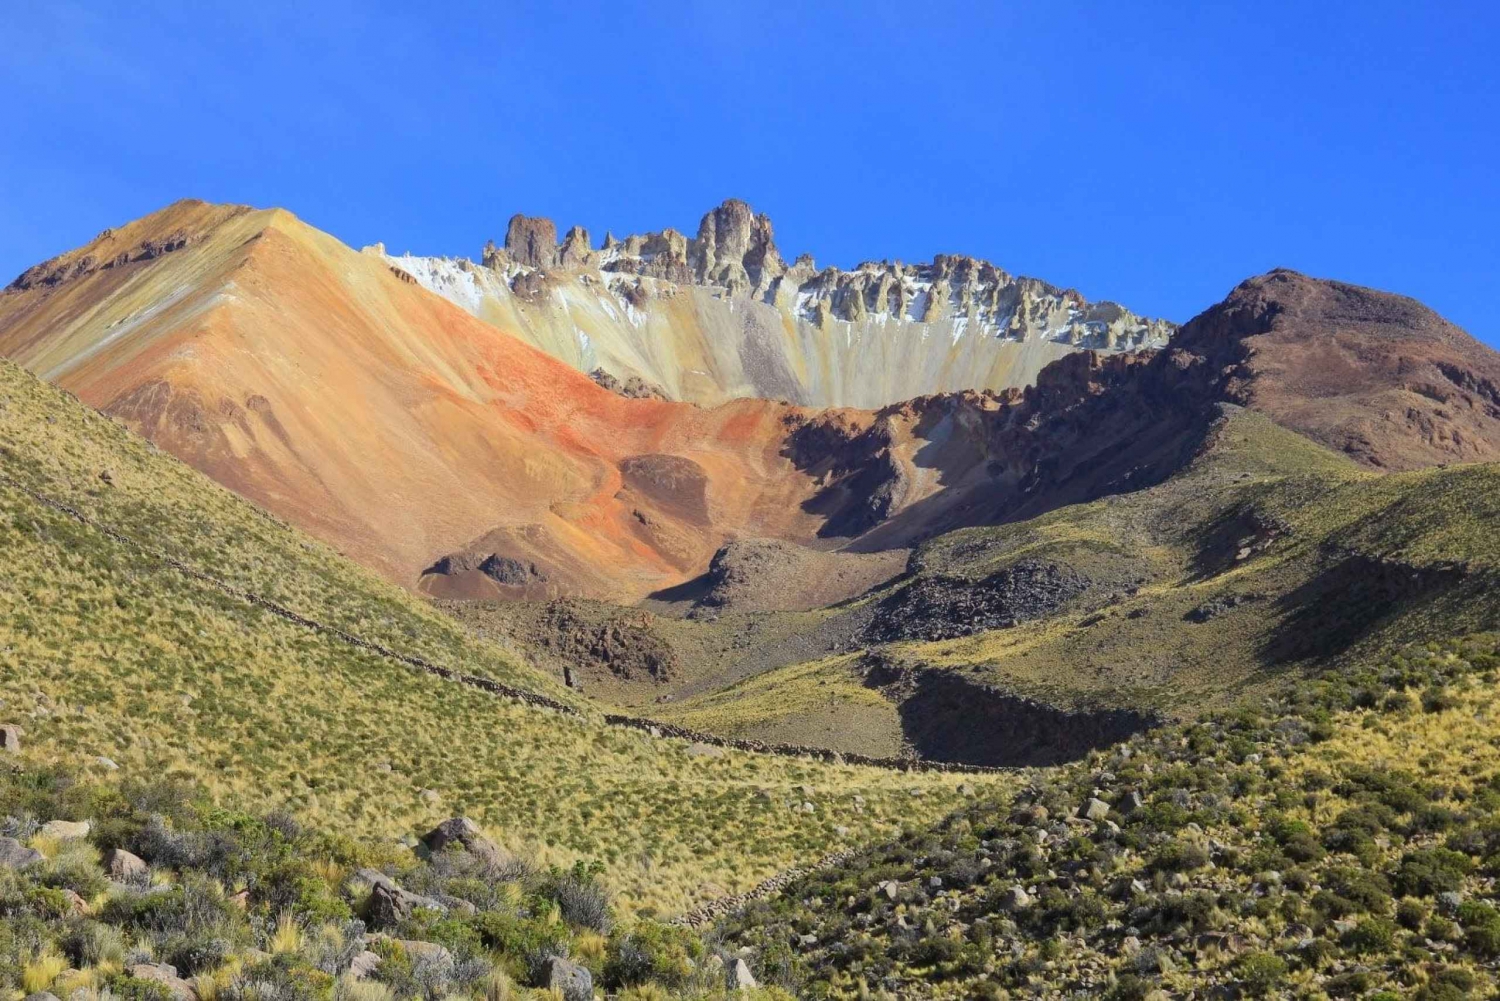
{"left": 0, "top": 360, "right": 1000, "bottom": 916}
{"left": 717, "top": 632, "right": 1500, "bottom": 999}
{"left": 644, "top": 407, "right": 1500, "bottom": 764}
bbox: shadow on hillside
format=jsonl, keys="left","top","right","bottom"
{"left": 871, "top": 665, "right": 1161, "bottom": 768}
{"left": 1260, "top": 554, "right": 1470, "bottom": 665}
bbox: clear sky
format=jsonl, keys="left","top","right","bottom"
{"left": 4, "top": 1, "right": 1497, "bottom": 341}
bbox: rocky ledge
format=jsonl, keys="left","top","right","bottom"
{"left": 465, "top": 199, "right": 1172, "bottom": 350}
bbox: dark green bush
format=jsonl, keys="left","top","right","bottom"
{"left": 1393, "top": 848, "right": 1472, "bottom": 896}
{"left": 1236, "top": 952, "right": 1286, "bottom": 997}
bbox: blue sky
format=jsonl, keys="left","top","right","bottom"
{"left": 3, "top": 1, "right": 1497, "bottom": 341}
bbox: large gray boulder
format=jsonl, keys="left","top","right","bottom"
{"left": 0, "top": 725, "right": 19, "bottom": 754}
{"left": 347, "top": 951, "right": 382, "bottom": 980}
{"left": 0, "top": 837, "right": 42, "bottom": 869}
{"left": 540, "top": 956, "right": 592, "bottom": 1001}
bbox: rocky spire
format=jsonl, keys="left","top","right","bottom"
{"left": 504, "top": 214, "right": 558, "bottom": 269}
{"left": 689, "top": 199, "right": 786, "bottom": 298}
{"left": 558, "top": 226, "right": 595, "bottom": 269}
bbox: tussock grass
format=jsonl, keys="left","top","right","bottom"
{"left": 0, "top": 360, "right": 997, "bottom": 915}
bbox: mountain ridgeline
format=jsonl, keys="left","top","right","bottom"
{"left": 375, "top": 198, "right": 1174, "bottom": 408}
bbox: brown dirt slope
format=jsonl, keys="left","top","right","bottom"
{"left": 1170, "top": 267, "right": 1500, "bottom": 470}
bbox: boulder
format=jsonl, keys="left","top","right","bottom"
{"left": 128, "top": 963, "right": 196, "bottom": 1000}
{"left": 357, "top": 870, "right": 448, "bottom": 927}
{"left": 1082, "top": 798, "right": 1111, "bottom": 821}
{"left": 997, "top": 885, "right": 1031, "bottom": 911}
{"left": 420, "top": 817, "right": 503, "bottom": 865}
{"left": 104, "top": 848, "right": 147, "bottom": 879}
{"left": 348, "top": 951, "right": 382, "bottom": 980}
{"left": 728, "top": 957, "right": 758, "bottom": 991}
{"left": 24, "top": 993, "right": 61, "bottom": 1001}
{"left": 539, "top": 956, "right": 592, "bottom": 1001}
{"left": 41, "top": 819, "right": 91, "bottom": 841}
{"left": 0, "top": 836, "right": 43, "bottom": 869}
{"left": 0, "top": 725, "right": 18, "bottom": 753}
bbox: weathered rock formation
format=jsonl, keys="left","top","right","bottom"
{"left": 379, "top": 198, "right": 1173, "bottom": 408}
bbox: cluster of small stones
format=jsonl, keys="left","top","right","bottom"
{"left": 676, "top": 847, "right": 862, "bottom": 929}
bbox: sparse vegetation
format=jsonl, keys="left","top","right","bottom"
{"left": 0, "top": 360, "right": 998, "bottom": 918}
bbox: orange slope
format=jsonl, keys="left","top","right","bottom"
{"left": 0, "top": 200, "right": 850, "bottom": 600}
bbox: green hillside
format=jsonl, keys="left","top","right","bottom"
{"left": 717, "top": 632, "right": 1500, "bottom": 999}
{"left": 0, "top": 359, "right": 997, "bottom": 920}
{"left": 649, "top": 407, "right": 1500, "bottom": 761}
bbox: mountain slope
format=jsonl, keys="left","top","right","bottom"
{"left": 379, "top": 199, "right": 1173, "bottom": 408}
{"left": 0, "top": 356, "right": 995, "bottom": 914}
{"left": 1167, "top": 267, "right": 1500, "bottom": 470}
{"left": 0, "top": 201, "right": 961, "bottom": 601}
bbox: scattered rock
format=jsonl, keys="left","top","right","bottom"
{"left": 867, "top": 559, "right": 1090, "bottom": 642}
{"left": 1184, "top": 593, "right": 1262, "bottom": 623}
{"left": 104, "top": 848, "right": 147, "bottom": 879}
{"left": 0, "top": 837, "right": 43, "bottom": 869}
{"left": 128, "top": 963, "right": 196, "bottom": 1000}
{"left": 40, "top": 819, "right": 91, "bottom": 841}
{"left": 1082, "top": 798, "right": 1111, "bottom": 821}
{"left": 539, "top": 956, "right": 592, "bottom": 1001}
{"left": 348, "top": 951, "right": 382, "bottom": 980}
{"left": 0, "top": 724, "right": 18, "bottom": 753}
{"left": 95, "top": 756, "right": 119, "bottom": 770}
{"left": 728, "top": 957, "right": 758, "bottom": 991}
{"left": 998, "top": 885, "right": 1031, "bottom": 911}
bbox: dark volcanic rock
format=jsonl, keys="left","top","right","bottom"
{"left": 867, "top": 559, "right": 1088, "bottom": 642}
{"left": 589, "top": 367, "right": 668, "bottom": 400}
{"left": 536, "top": 602, "right": 678, "bottom": 682}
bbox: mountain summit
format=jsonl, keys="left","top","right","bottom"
{"left": 379, "top": 198, "right": 1174, "bottom": 408}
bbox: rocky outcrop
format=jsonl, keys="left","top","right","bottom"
{"left": 533, "top": 602, "right": 679, "bottom": 683}
{"left": 689, "top": 198, "right": 786, "bottom": 298}
{"left": 588, "top": 367, "right": 668, "bottom": 400}
{"left": 865, "top": 559, "right": 1090, "bottom": 642}
{"left": 420, "top": 817, "right": 504, "bottom": 866}
{"left": 0, "top": 724, "right": 18, "bottom": 753}
{"left": 357, "top": 869, "right": 449, "bottom": 927}
{"left": 386, "top": 198, "right": 1173, "bottom": 408}
{"left": 502, "top": 214, "right": 558, "bottom": 269}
